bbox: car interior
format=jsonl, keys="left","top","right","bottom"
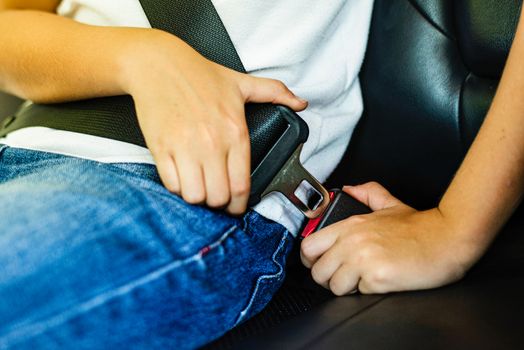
{"left": 1, "top": 0, "right": 523, "bottom": 349}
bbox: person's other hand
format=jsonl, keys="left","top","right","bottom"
{"left": 300, "top": 182, "right": 482, "bottom": 295}
{"left": 123, "top": 30, "right": 307, "bottom": 215}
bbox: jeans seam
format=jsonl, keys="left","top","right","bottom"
{"left": 0, "top": 144, "right": 7, "bottom": 158}
{"left": 233, "top": 229, "right": 291, "bottom": 326}
{"left": 0, "top": 225, "right": 239, "bottom": 349}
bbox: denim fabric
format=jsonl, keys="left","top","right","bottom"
{"left": 0, "top": 145, "right": 293, "bottom": 350}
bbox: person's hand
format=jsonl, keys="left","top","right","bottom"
{"left": 300, "top": 182, "right": 485, "bottom": 295}
{"left": 123, "top": 30, "right": 307, "bottom": 214}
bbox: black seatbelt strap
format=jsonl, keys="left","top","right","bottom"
{"left": 138, "top": 0, "right": 245, "bottom": 73}
{"left": 0, "top": 0, "right": 246, "bottom": 148}
{"left": 0, "top": 0, "right": 330, "bottom": 217}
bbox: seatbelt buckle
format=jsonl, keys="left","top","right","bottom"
{"left": 259, "top": 145, "right": 371, "bottom": 227}
{"left": 300, "top": 188, "right": 372, "bottom": 239}
{"left": 258, "top": 144, "right": 331, "bottom": 219}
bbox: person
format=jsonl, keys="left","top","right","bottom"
{"left": 0, "top": 0, "right": 522, "bottom": 349}
{"left": 0, "top": 0, "right": 373, "bottom": 348}
{"left": 300, "top": 6, "right": 524, "bottom": 295}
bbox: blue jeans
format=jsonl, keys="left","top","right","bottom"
{"left": 0, "top": 145, "right": 293, "bottom": 350}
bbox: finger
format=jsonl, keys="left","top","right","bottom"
{"left": 154, "top": 153, "right": 181, "bottom": 194}
{"left": 329, "top": 264, "right": 361, "bottom": 296}
{"left": 343, "top": 182, "right": 403, "bottom": 211}
{"left": 300, "top": 227, "right": 339, "bottom": 268}
{"left": 202, "top": 155, "right": 231, "bottom": 209}
{"left": 310, "top": 246, "right": 344, "bottom": 289}
{"left": 226, "top": 125, "right": 251, "bottom": 215}
{"left": 239, "top": 75, "right": 308, "bottom": 111}
{"left": 175, "top": 153, "right": 206, "bottom": 205}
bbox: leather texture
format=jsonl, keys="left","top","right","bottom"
{"left": 228, "top": 207, "right": 524, "bottom": 349}
{"left": 456, "top": 0, "right": 522, "bottom": 78}
{"left": 209, "top": 0, "right": 524, "bottom": 348}
{"left": 1, "top": 0, "right": 523, "bottom": 348}
{"left": 328, "top": 0, "right": 522, "bottom": 210}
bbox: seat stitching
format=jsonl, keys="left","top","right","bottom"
{"left": 407, "top": 0, "right": 453, "bottom": 40}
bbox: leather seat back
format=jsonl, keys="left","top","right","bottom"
{"left": 328, "top": 0, "right": 522, "bottom": 209}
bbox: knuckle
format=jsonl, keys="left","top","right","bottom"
{"left": 237, "top": 128, "right": 250, "bottom": 144}
{"left": 341, "top": 230, "right": 365, "bottom": 247}
{"left": 164, "top": 182, "right": 179, "bottom": 193}
{"left": 329, "top": 278, "right": 347, "bottom": 297}
{"left": 355, "top": 245, "right": 376, "bottom": 263}
{"left": 337, "top": 226, "right": 369, "bottom": 249}
{"left": 366, "top": 264, "right": 392, "bottom": 287}
{"left": 230, "top": 179, "right": 250, "bottom": 198}
{"left": 344, "top": 215, "right": 368, "bottom": 232}
{"left": 310, "top": 265, "right": 325, "bottom": 284}
{"left": 183, "top": 190, "right": 206, "bottom": 205}
{"left": 300, "top": 240, "right": 315, "bottom": 260}
{"left": 300, "top": 253, "right": 312, "bottom": 269}
{"left": 226, "top": 204, "right": 245, "bottom": 216}
{"left": 367, "top": 181, "right": 381, "bottom": 190}
{"left": 346, "top": 215, "right": 367, "bottom": 226}
{"left": 224, "top": 118, "right": 248, "bottom": 141}
{"left": 150, "top": 139, "right": 171, "bottom": 155}
{"left": 207, "top": 190, "right": 230, "bottom": 208}
{"left": 337, "top": 234, "right": 362, "bottom": 251}
{"left": 274, "top": 80, "right": 288, "bottom": 91}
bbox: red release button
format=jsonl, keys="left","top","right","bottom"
{"left": 300, "top": 191, "right": 335, "bottom": 239}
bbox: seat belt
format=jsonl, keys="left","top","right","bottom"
{"left": 0, "top": 0, "right": 330, "bottom": 218}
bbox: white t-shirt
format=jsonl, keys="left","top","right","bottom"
{"left": 0, "top": 0, "right": 374, "bottom": 235}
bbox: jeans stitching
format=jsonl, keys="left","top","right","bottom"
{"left": 233, "top": 229, "right": 291, "bottom": 326}
{"left": 0, "top": 144, "right": 7, "bottom": 158}
{"left": 0, "top": 225, "right": 239, "bottom": 348}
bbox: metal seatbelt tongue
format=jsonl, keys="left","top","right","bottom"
{"left": 261, "top": 144, "right": 330, "bottom": 219}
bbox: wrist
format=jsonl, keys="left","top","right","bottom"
{"left": 116, "top": 28, "right": 190, "bottom": 97}
{"left": 434, "top": 205, "right": 493, "bottom": 272}
{"left": 115, "top": 28, "right": 160, "bottom": 95}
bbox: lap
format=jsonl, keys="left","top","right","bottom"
{"left": 0, "top": 146, "right": 293, "bottom": 349}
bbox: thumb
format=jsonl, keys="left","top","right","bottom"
{"left": 343, "top": 182, "right": 403, "bottom": 211}
{"left": 239, "top": 75, "right": 308, "bottom": 111}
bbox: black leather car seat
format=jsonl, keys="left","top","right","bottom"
{"left": 208, "top": 0, "right": 524, "bottom": 348}
{"left": 0, "top": 0, "right": 522, "bottom": 348}
{"left": 330, "top": 0, "right": 522, "bottom": 208}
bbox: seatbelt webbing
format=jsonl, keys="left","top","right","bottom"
{"left": 0, "top": 0, "right": 248, "bottom": 144}
{"left": 138, "top": 0, "right": 246, "bottom": 73}
{"left": 0, "top": 1, "right": 325, "bottom": 212}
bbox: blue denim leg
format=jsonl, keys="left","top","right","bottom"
{"left": 0, "top": 145, "right": 294, "bottom": 350}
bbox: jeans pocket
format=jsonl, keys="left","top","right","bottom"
{"left": 233, "top": 230, "right": 293, "bottom": 327}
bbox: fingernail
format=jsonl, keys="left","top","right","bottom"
{"left": 297, "top": 97, "right": 308, "bottom": 104}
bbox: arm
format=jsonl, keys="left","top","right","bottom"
{"left": 0, "top": 1, "right": 307, "bottom": 214}
{"left": 0, "top": 0, "right": 146, "bottom": 102}
{"left": 300, "top": 8, "right": 524, "bottom": 295}
{"left": 0, "top": 0, "right": 58, "bottom": 11}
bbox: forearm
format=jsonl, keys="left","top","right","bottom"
{"left": 439, "top": 9, "right": 524, "bottom": 261}
{"left": 0, "top": 9, "right": 156, "bottom": 103}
